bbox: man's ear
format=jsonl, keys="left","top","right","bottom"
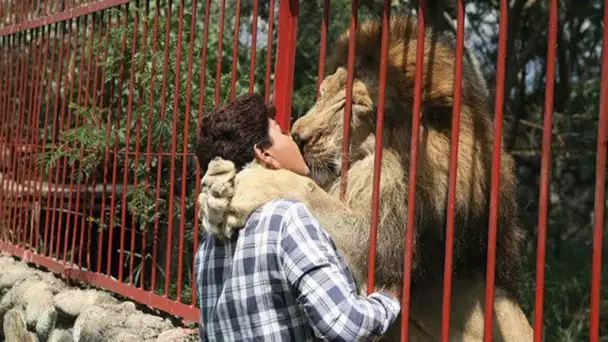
{"left": 254, "top": 144, "right": 279, "bottom": 169}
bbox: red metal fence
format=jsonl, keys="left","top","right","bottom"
{"left": 0, "top": 1, "right": 606, "bottom": 341}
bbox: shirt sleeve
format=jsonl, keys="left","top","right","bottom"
{"left": 277, "top": 201, "right": 400, "bottom": 341}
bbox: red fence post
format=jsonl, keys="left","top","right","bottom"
{"left": 590, "top": 1, "right": 608, "bottom": 340}
{"left": 273, "top": 0, "right": 299, "bottom": 131}
{"left": 533, "top": 0, "right": 559, "bottom": 340}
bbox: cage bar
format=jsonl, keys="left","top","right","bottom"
{"left": 84, "top": 12, "right": 106, "bottom": 270}
{"left": 118, "top": 0, "right": 142, "bottom": 283}
{"left": 589, "top": 0, "right": 608, "bottom": 339}
{"left": 441, "top": 0, "right": 465, "bottom": 339}
{"left": 263, "top": 0, "right": 275, "bottom": 104}
{"left": 215, "top": 0, "right": 226, "bottom": 107}
{"left": 338, "top": 0, "right": 357, "bottom": 200}
{"left": 248, "top": 0, "right": 259, "bottom": 93}
{"left": 400, "top": 1, "right": 427, "bottom": 340}
{"left": 316, "top": 0, "right": 329, "bottom": 99}
{"left": 181, "top": 0, "right": 199, "bottom": 303}
{"left": 106, "top": 5, "right": 130, "bottom": 275}
{"left": 533, "top": 0, "right": 558, "bottom": 340}
{"left": 483, "top": 0, "right": 510, "bottom": 339}
{"left": 146, "top": 0, "right": 162, "bottom": 289}
{"left": 367, "top": 0, "right": 390, "bottom": 295}
{"left": 230, "top": 0, "right": 241, "bottom": 100}
{"left": 166, "top": 0, "right": 185, "bottom": 300}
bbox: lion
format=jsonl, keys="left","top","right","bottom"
{"left": 198, "top": 15, "right": 533, "bottom": 341}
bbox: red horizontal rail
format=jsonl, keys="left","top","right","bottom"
{"left": 0, "top": 0, "right": 131, "bottom": 37}
{"left": 0, "top": 241, "right": 199, "bottom": 322}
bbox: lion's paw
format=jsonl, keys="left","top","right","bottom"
{"left": 198, "top": 157, "right": 239, "bottom": 239}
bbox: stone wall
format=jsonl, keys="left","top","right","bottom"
{"left": 0, "top": 254, "right": 199, "bottom": 342}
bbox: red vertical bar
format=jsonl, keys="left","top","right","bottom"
{"left": 118, "top": 0, "right": 141, "bottom": 283}
{"left": 24, "top": 0, "right": 29, "bottom": 21}
{"left": 18, "top": 27, "right": 36, "bottom": 248}
{"left": 589, "top": 0, "right": 608, "bottom": 339}
{"left": 33, "top": 25, "right": 51, "bottom": 254}
{"left": 45, "top": 0, "right": 52, "bottom": 18}
{"left": 5, "top": 33, "right": 20, "bottom": 244}
{"left": 339, "top": 0, "right": 357, "bottom": 200}
{"left": 106, "top": 5, "right": 130, "bottom": 275}
{"left": 0, "top": 48, "right": 6, "bottom": 235}
{"left": 36, "top": 0, "right": 42, "bottom": 18}
{"left": 0, "top": 35, "right": 12, "bottom": 243}
{"left": 181, "top": 0, "right": 198, "bottom": 303}
{"left": 96, "top": 10, "right": 113, "bottom": 271}
{"left": 533, "top": 1, "right": 558, "bottom": 340}
{"left": 19, "top": 28, "right": 43, "bottom": 250}
{"left": 45, "top": 20, "right": 68, "bottom": 258}
{"left": 9, "top": 31, "right": 29, "bottom": 247}
{"left": 2, "top": 36, "right": 16, "bottom": 245}
{"left": 400, "top": 1, "right": 426, "bottom": 340}
{"left": 67, "top": 14, "right": 90, "bottom": 265}
{"left": 273, "top": 0, "right": 299, "bottom": 131}
{"left": 19, "top": 28, "right": 36, "bottom": 249}
{"left": 130, "top": 0, "right": 151, "bottom": 287}
{"left": 82, "top": 13, "right": 104, "bottom": 270}
{"left": 196, "top": 0, "right": 211, "bottom": 120}
{"left": 230, "top": 0, "right": 241, "bottom": 100}
{"left": 153, "top": 0, "right": 173, "bottom": 292}
{"left": 215, "top": 0, "right": 226, "bottom": 107}
{"left": 49, "top": 19, "right": 71, "bottom": 258}
{"left": 80, "top": 12, "right": 104, "bottom": 269}
{"left": 10, "top": 31, "right": 30, "bottom": 246}
{"left": 263, "top": 0, "right": 275, "bottom": 104}
{"left": 144, "top": 0, "right": 161, "bottom": 288}
{"left": 193, "top": 0, "right": 211, "bottom": 304}
{"left": 52, "top": 18, "right": 75, "bottom": 260}
{"left": 41, "top": 23, "right": 60, "bottom": 256}
{"left": 248, "top": 0, "right": 259, "bottom": 93}
{"left": 11, "top": 0, "right": 16, "bottom": 25}
{"left": 26, "top": 28, "right": 44, "bottom": 251}
{"left": 166, "top": 0, "right": 186, "bottom": 299}
{"left": 367, "top": 0, "right": 390, "bottom": 295}
{"left": 441, "top": 0, "right": 465, "bottom": 340}
{"left": 0, "top": 33, "right": 15, "bottom": 243}
{"left": 56, "top": 19, "right": 77, "bottom": 261}
{"left": 18, "top": 0, "right": 23, "bottom": 24}
{"left": 58, "top": 18, "right": 80, "bottom": 264}
{"left": 0, "top": 35, "right": 11, "bottom": 242}
{"left": 316, "top": 0, "right": 329, "bottom": 99}
{"left": 5, "top": 31, "right": 20, "bottom": 245}
{"left": 483, "top": 0, "right": 509, "bottom": 339}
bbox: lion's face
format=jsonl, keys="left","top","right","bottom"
{"left": 291, "top": 67, "right": 377, "bottom": 187}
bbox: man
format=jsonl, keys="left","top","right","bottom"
{"left": 194, "top": 93, "right": 400, "bottom": 341}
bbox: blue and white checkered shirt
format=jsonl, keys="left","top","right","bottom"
{"left": 195, "top": 198, "right": 400, "bottom": 341}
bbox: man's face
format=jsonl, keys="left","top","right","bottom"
{"left": 259, "top": 119, "right": 310, "bottom": 176}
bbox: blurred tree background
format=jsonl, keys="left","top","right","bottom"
{"left": 11, "top": 0, "right": 603, "bottom": 340}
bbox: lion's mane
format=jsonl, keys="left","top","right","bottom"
{"left": 291, "top": 14, "right": 525, "bottom": 297}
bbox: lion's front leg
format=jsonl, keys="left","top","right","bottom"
{"left": 199, "top": 158, "right": 338, "bottom": 239}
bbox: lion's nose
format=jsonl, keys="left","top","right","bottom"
{"left": 291, "top": 133, "right": 306, "bottom": 152}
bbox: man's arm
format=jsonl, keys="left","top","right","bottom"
{"left": 278, "top": 201, "right": 400, "bottom": 341}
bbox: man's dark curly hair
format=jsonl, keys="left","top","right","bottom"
{"left": 196, "top": 93, "right": 276, "bottom": 174}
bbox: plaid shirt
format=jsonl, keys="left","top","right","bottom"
{"left": 195, "top": 198, "right": 400, "bottom": 341}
